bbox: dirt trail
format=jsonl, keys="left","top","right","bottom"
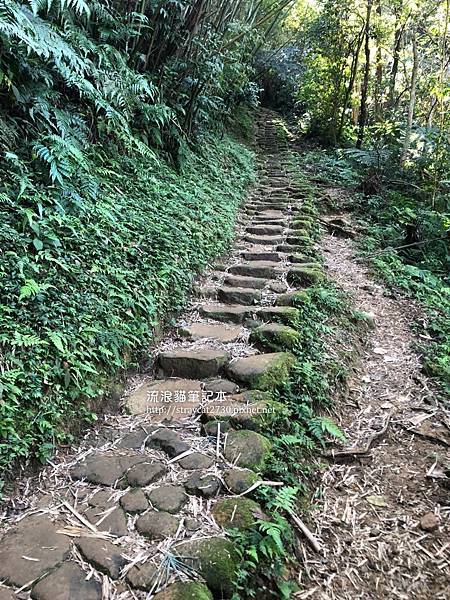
{"left": 298, "top": 233, "right": 450, "bottom": 599}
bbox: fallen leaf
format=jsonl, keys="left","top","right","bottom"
{"left": 366, "top": 495, "right": 388, "bottom": 507}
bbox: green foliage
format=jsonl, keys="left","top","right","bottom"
{"left": 0, "top": 133, "right": 254, "bottom": 475}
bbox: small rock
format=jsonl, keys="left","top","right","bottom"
{"left": 203, "top": 420, "right": 232, "bottom": 436}
{"left": 420, "top": 512, "right": 440, "bottom": 532}
{"left": 203, "top": 378, "right": 239, "bottom": 395}
{"left": 117, "top": 428, "right": 152, "bottom": 449}
{"left": 212, "top": 497, "right": 267, "bottom": 531}
{"left": 127, "top": 461, "right": 167, "bottom": 487}
{"left": 75, "top": 537, "right": 127, "bottom": 579}
{"left": 146, "top": 429, "right": 190, "bottom": 458}
{"left": 223, "top": 430, "right": 272, "bottom": 470}
{"left": 136, "top": 511, "right": 179, "bottom": 540}
{"left": 178, "top": 452, "right": 214, "bottom": 470}
{"left": 224, "top": 468, "right": 259, "bottom": 494}
{"left": 120, "top": 489, "right": 149, "bottom": 513}
{"left": 31, "top": 562, "right": 101, "bottom": 600}
{"left": 126, "top": 561, "right": 158, "bottom": 591}
{"left": 148, "top": 485, "right": 188, "bottom": 514}
{"left": 185, "top": 518, "right": 202, "bottom": 532}
{"left": 184, "top": 473, "right": 221, "bottom": 498}
{"left": 84, "top": 506, "right": 128, "bottom": 537}
{"left": 88, "top": 489, "right": 116, "bottom": 509}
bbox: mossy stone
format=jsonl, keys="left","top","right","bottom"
{"left": 174, "top": 538, "right": 239, "bottom": 597}
{"left": 227, "top": 352, "right": 296, "bottom": 391}
{"left": 250, "top": 323, "right": 301, "bottom": 351}
{"left": 153, "top": 582, "right": 213, "bottom": 600}
{"left": 276, "top": 290, "right": 310, "bottom": 307}
{"left": 223, "top": 430, "right": 272, "bottom": 470}
{"left": 286, "top": 235, "right": 312, "bottom": 247}
{"left": 212, "top": 497, "right": 267, "bottom": 531}
{"left": 224, "top": 468, "right": 259, "bottom": 494}
{"left": 229, "top": 399, "right": 286, "bottom": 431}
{"left": 287, "top": 267, "right": 324, "bottom": 286}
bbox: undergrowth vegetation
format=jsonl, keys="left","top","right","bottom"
{"left": 0, "top": 136, "right": 254, "bottom": 478}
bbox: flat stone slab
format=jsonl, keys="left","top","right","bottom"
{"left": 200, "top": 304, "right": 254, "bottom": 324}
{"left": 148, "top": 485, "right": 188, "bottom": 513}
{"left": 71, "top": 453, "right": 146, "bottom": 486}
{"left": 241, "top": 251, "right": 281, "bottom": 262}
{"left": 124, "top": 378, "right": 203, "bottom": 418}
{"left": 217, "top": 286, "right": 261, "bottom": 305}
{"left": 245, "top": 235, "right": 284, "bottom": 245}
{"left": 126, "top": 562, "right": 157, "bottom": 591}
{"left": 136, "top": 511, "right": 179, "bottom": 540}
{"left": 223, "top": 430, "right": 272, "bottom": 470}
{"left": 75, "top": 537, "right": 127, "bottom": 579}
{"left": 0, "top": 515, "right": 71, "bottom": 588}
{"left": 227, "top": 352, "right": 296, "bottom": 391}
{"left": 246, "top": 225, "right": 283, "bottom": 235}
{"left": 180, "top": 323, "right": 242, "bottom": 343}
{"left": 229, "top": 262, "right": 281, "bottom": 279}
{"left": 202, "top": 378, "right": 239, "bottom": 395}
{"left": 159, "top": 349, "right": 229, "bottom": 379}
{"left": 223, "top": 274, "right": 267, "bottom": 289}
{"left": 31, "top": 562, "right": 101, "bottom": 600}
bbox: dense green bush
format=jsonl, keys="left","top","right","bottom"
{"left": 0, "top": 135, "right": 254, "bottom": 476}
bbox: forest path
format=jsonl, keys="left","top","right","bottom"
{"left": 0, "top": 110, "right": 315, "bottom": 600}
{"left": 298, "top": 230, "right": 450, "bottom": 599}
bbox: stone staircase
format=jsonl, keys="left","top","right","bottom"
{"left": 0, "top": 113, "right": 323, "bottom": 599}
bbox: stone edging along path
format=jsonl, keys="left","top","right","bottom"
{"left": 0, "top": 111, "right": 323, "bottom": 600}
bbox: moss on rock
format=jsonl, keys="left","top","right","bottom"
{"left": 174, "top": 538, "right": 239, "bottom": 597}
{"left": 227, "top": 352, "right": 296, "bottom": 391}
{"left": 153, "top": 582, "right": 213, "bottom": 600}
{"left": 250, "top": 323, "right": 301, "bottom": 351}
{"left": 276, "top": 290, "right": 310, "bottom": 307}
{"left": 212, "top": 497, "right": 267, "bottom": 531}
{"left": 287, "top": 267, "right": 324, "bottom": 286}
{"left": 223, "top": 429, "right": 272, "bottom": 470}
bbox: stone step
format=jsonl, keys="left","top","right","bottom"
{"left": 250, "top": 323, "right": 301, "bottom": 351}
{"left": 217, "top": 286, "right": 261, "bottom": 305}
{"left": 224, "top": 274, "right": 267, "bottom": 289}
{"left": 200, "top": 304, "right": 255, "bottom": 324}
{"left": 254, "top": 210, "right": 284, "bottom": 219}
{"left": 229, "top": 262, "right": 281, "bottom": 279}
{"left": 159, "top": 349, "right": 229, "bottom": 379}
{"left": 240, "top": 251, "right": 281, "bottom": 262}
{"left": 227, "top": 352, "right": 296, "bottom": 391}
{"left": 246, "top": 225, "right": 283, "bottom": 235}
{"left": 124, "top": 378, "right": 203, "bottom": 416}
{"left": 287, "top": 266, "right": 324, "bottom": 286}
{"left": 258, "top": 306, "right": 300, "bottom": 324}
{"left": 180, "top": 323, "right": 242, "bottom": 343}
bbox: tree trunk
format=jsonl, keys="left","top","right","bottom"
{"left": 388, "top": 23, "right": 404, "bottom": 109}
{"left": 356, "top": 0, "right": 373, "bottom": 148}
{"left": 400, "top": 29, "right": 419, "bottom": 165}
{"left": 374, "top": 0, "right": 383, "bottom": 120}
